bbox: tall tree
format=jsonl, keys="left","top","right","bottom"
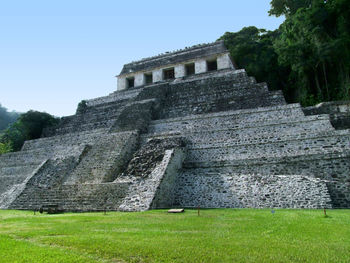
{"left": 273, "top": 0, "right": 350, "bottom": 105}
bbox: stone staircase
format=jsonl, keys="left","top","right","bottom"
{"left": 0, "top": 90, "right": 145, "bottom": 210}
{"left": 1, "top": 66, "right": 349, "bottom": 211}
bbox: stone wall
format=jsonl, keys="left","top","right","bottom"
{"left": 303, "top": 101, "right": 350, "bottom": 129}
{"left": 174, "top": 173, "right": 332, "bottom": 209}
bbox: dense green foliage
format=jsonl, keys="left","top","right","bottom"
{"left": 0, "top": 111, "right": 59, "bottom": 153}
{"left": 0, "top": 209, "right": 349, "bottom": 262}
{"left": 220, "top": 0, "right": 350, "bottom": 106}
{"left": 0, "top": 104, "right": 19, "bottom": 132}
{"left": 220, "top": 27, "right": 289, "bottom": 94}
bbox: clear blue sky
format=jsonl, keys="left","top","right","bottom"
{"left": 0, "top": 0, "right": 284, "bottom": 117}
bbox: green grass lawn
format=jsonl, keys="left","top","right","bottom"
{"left": 0, "top": 209, "right": 349, "bottom": 263}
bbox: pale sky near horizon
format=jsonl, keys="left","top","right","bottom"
{"left": 0, "top": 1, "right": 284, "bottom": 117}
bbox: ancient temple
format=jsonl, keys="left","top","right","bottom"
{"left": 0, "top": 41, "right": 349, "bottom": 211}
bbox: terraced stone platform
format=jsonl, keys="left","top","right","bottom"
{"left": 1, "top": 41, "right": 349, "bottom": 211}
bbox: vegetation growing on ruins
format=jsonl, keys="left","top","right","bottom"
{"left": 220, "top": 0, "right": 350, "bottom": 106}
{"left": 0, "top": 209, "right": 349, "bottom": 263}
{"left": 0, "top": 110, "right": 59, "bottom": 153}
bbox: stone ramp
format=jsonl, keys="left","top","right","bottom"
{"left": 0, "top": 149, "right": 50, "bottom": 205}
{"left": 64, "top": 131, "right": 139, "bottom": 184}
{"left": 0, "top": 160, "right": 48, "bottom": 209}
{"left": 2, "top": 144, "right": 87, "bottom": 210}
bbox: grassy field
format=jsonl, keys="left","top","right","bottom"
{"left": 0, "top": 209, "right": 349, "bottom": 263}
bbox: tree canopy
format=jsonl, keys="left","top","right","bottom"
{"left": 221, "top": 0, "right": 350, "bottom": 106}
{"left": 0, "top": 110, "right": 59, "bottom": 153}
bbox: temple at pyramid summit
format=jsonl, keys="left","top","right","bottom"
{"left": 0, "top": 40, "right": 349, "bottom": 211}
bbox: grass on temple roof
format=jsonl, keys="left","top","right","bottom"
{"left": 0, "top": 209, "right": 349, "bottom": 263}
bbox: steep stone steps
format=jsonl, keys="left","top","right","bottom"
{"left": 58, "top": 108, "right": 122, "bottom": 128}
{"left": 22, "top": 128, "right": 108, "bottom": 151}
{"left": 0, "top": 175, "right": 31, "bottom": 194}
{"left": 64, "top": 131, "right": 138, "bottom": 184}
{"left": 53, "top": 119, "right": 118, "bottom": 135}
{"left": 0, "top": 158, "right": 49, "bottom": 209}
{"left": 0, "top": 144, "right": 84, "bottom": 169}
{"left": 0, "top": 165, "right": 39, "bottom": 176}
{"left": 0, "top": 151, "right": 48, "bottom": 168}
{"left": 52, "top": 100, "right": 130, "bottom": 136}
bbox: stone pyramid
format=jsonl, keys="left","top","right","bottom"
{"left": 0, "top": 41, "right": 349, "bottom": 211}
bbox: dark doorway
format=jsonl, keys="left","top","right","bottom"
{"left": 145, "top": 73, "right": 153, "bottom": 85}
{"left": 127, "top": 77, "right": 135, "bottom": 88}
{"left": 163, "top": 68, "right": 175, "bottom": 80}
{"left": 185, "top": 63, "right": 195, "bottom": 76}
{"left": 207, "top": 59, "right": 218, "bottom": 71}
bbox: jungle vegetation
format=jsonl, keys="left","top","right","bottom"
{"left": 220, "top": 0, "right": 350, "bottom": 106}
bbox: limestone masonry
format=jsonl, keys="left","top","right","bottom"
{"left": 1, "top": 40, "right": 349, "bottom": 211}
